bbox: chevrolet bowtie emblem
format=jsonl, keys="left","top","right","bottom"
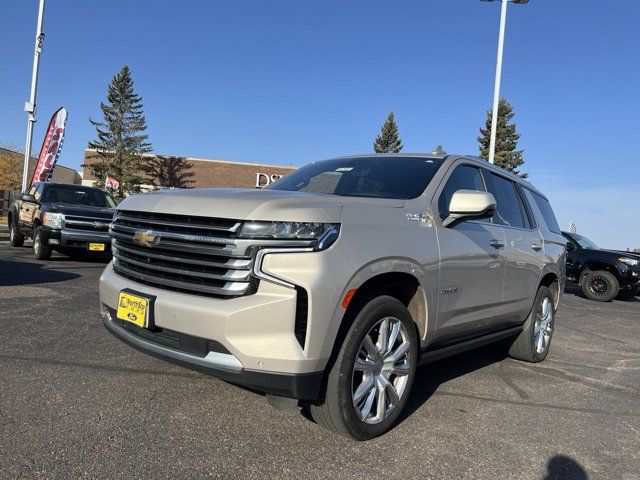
{"left": 132, "top": 229, "right": 160, "bottom": 247}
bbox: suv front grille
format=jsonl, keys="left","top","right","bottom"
{"left": 64, "top": 215, "right": 111, "bottom": 232}
{"left": 110, "top": 210, "right": 255, "bottom": 298}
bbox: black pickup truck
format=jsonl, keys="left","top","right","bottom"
{"left": 8, "top": 182, "right": 115, "bottom": 260}
{"left": 562, "top": 231, "right": 640, "bottom": 302}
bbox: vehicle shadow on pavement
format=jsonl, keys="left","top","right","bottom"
{"left": 564, "top": 284, "right": 639, "bottom": 303}
{"left": 0, "top": 258, "right": 80, "bottom": 286}
{"left": 398, "top": 344, "right": 508, "bottom": 424}
{"left": 543, "top": 455, "right": 588, "bottom": 480}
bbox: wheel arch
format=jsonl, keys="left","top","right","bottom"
{"left": 539, "top": 272, "right": 560, "bottom": 310}
{"left": 578, "top": 261, "right": 621, "bottom": 285}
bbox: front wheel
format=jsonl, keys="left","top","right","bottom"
{"left": 33, "top": 226, "right": 52, "bottom": 260}
{"left": 582, "top": 270, "right": 619, "bottom": 302}
{"left": 309, "top": 295, "right": 418, "bottom": 440}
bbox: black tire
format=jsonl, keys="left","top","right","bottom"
{"left": 309, "top": 295, "right": 418, "bottom": 440}
{"left": 582, "top": 270, "right": 619, "bottom": 302}
{"left": 33, "top": 226, "right": 52, "bottom": 260}
{"left": 508, "top": 286, "right": 555, "bottom": 363}
{"left": 9, "top": 220, "right": 25, "bottom": 247}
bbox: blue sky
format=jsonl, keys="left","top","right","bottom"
{"left": 1, "top": 1, "right": 639, "bottom": 248}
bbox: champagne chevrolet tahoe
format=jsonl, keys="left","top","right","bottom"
{"left": 100, "top": 153, "right": 566, "bottom": 440}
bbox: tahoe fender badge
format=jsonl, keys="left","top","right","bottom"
{"left": 441, "top": 287, "right": 459, "bottom": 295}
{"left": 406, "top": 211, "right": 432, "bottom": 226}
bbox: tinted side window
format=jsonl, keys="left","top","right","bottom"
{"left": 484, "top": 173, "right": 526, "bottom": 228}
{"left": 438, "top": 165, "right": 485, "bottom": 218}
{"left": 527, "top": 190, "right": 561, "bottom": 234}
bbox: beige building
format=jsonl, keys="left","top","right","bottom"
{"left": 0, "top": 147, "right": 81, "bottom": 187}
{"left": 81, "top": 149, "right": 295, "bottom": 189}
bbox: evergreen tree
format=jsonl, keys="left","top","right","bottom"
{"left": 142, "top": 156, "right": 196, "bottom": 189}
{"left": 85, "top": 66, "right": 151, "bottom": 198}
{"left": 478, "top": 98, "right": 527, "bottom": 178}
{"left": 374, "top": 111, "right": 403, "bottom": 153}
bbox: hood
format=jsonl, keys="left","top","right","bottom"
{"left": 117, "top": 188, "right": 404, "bottom": 222}
{"left": 46, "top": 203, "right": 114, "bottom": 219}
{"left": 611, "top": 250, "right": 640, "bottom": 260}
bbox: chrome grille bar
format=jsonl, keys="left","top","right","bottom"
{"left": 110, "top": 210, "right": 252, "bottom": 298}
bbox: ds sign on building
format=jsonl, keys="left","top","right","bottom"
{"left": 255, "top": 173, "right": 283, "bottom": 188}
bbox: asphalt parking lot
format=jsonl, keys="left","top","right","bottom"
{"left": 1, "top": 238, "right": 639, "bottom": 480}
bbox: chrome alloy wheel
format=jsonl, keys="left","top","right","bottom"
{"left": 34, "top": 231, "right": 41, "bottom": 256}
{"left": 534, "top": 297, "right": 554, "bottom": 354}
{"left": 351, "top": 316, "right": 411, "bottom": 424}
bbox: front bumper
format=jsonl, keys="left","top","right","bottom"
{"left": 619, "top": 266, "right": 640, "bottom": 290}
{"left": 101, "top": 309, "right": 323, "bottom": 399}
{"left": 42, "top": 227, "right": 111, "bottom": 250}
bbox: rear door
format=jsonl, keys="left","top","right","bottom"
{"left": 483, "top": 172, "right": 545, "bottom": 321}
{"left": 434, "top": 164, "right": 507, "bottom": 343}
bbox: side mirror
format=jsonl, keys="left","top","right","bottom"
{"left": 566, "top": 243, "right": 576, "bottom": 252}
{"left": 20, "top": 193, "right": 37, "bottom": 203}
{"left": 443, "top": 190, "right": 496, "bottom": 227}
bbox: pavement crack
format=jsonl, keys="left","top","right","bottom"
{"left": 0, "top": 352, "right": 206, "bottom": 380}
{"left": 513, "top": 362, "right": 640, "bottom": 396}
{"left": 434, "top": 390, "right": 640, "bottom": 417}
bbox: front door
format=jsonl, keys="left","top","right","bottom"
{"left": 433, "top": 164, "right": 507, "bottom": 344}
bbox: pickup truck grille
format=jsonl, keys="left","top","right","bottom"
{"left": 64, "top": 215, "right": 111, "bottom": 232}
{"left": 110, "top": 210, "right": 255, "bottom": 298}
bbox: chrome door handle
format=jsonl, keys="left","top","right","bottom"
{"left": 531, "top": 244, "right": 543, "bottom": 251}
{"left": 489, "top": 239, "right": 505, "bottom": 249}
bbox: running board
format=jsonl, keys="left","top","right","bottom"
{"left": 418, "top": 325, "right": 523, "bottom": 366}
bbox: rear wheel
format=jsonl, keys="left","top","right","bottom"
{"left": 9, "top": 220, "right": 25, "bottom": 247}
{"left": 508, "top": 286, "right": 555, "bottom": 363}
{"left": 33, "top": 226, "right": 52, "bottom": 260}
{"left": 309, "top": 296, "right": 418, "bottom": 440}
{"left": 582, "top": 270, "right": 618, "bottom": 302}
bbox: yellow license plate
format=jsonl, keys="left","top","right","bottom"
{"left": 117, "top": 292, "right": 149, "bottom": 328}
{"left": 89, "top": 243, "right": 106, "bottom": 251}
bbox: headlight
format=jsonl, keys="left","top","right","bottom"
{"left": 238, "top": 221, "right": 340, "bottom": 249}
{"left": 42, "top": 212, "right": 64, "bottom": 229}
{"left": 619, "top": 257, "right": 639, "bottom": 267}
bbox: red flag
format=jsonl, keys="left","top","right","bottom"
{"left": 105, "top": 175, "right": 120, "bottom": 192}
{"left": 30, "top": 107, "right": 68, "bottom": 186}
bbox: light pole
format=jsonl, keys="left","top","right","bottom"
{"left": 482, "top": 0, "right": 529, "bottom": 164}
{"left": 22, "top": 0, "right": 46, "bottom": 192}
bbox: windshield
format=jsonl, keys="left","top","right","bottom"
{"left": 267, "top": 156, "right": 444, "bottom": 199}
{"left": 42, "top": 185, "right": 116, "bottom": 208}
{"left": 570, "top": 232, "right": 599, "bottom": 250}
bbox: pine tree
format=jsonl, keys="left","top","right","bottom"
{"left": 142, "top": 156, "right": 196, "bottom": 189}
{"left": 374, "top": 111, "right": 403, "bottom": 153}
{"left": 477, "top": 98, "right": 527, "bottom": 178}
{"left": 85, "top": 66, "right": 151, "bottom": 198}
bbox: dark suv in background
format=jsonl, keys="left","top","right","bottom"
{"left": 563, "top": 231, "right": 640, "bottom": 302}
{"left": 8, "top": 182, "right": 115, "bottom": 260}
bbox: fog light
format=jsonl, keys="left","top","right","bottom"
{"left": 48, "top": 238, "right": 60, "bottom": 245}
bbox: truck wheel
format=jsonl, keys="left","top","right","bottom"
{"left": 9, "top": 221, "right": 25, "bottom": 247}
{"left": 582, "top": 270, "right": 618, "bottom": 302}
{"left": 309, "top": 295, "right": 418, "bottom": 440}
{"left": 33, "top": 226, "right": 52, "bottom": 260}
{"left": 508, "top": 286, "right": 555, "bottom": 363}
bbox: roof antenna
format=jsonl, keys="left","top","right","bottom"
{"left": 432, "top": 145, "right": 446, "bottom": 155}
